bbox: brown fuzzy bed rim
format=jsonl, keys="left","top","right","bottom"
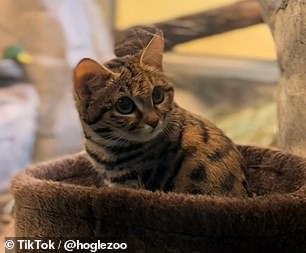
{"left": 11, "top": 145, "right": 306, "bottom": 253}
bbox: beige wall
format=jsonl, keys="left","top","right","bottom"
{"left": 115, "top": 0, "right": 276, "bottom": 60}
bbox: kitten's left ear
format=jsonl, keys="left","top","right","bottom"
{"left": 140, "top": 30, "right": 164, "bottom": 70}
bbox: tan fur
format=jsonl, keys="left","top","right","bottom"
{"left": 73, "top": 30, "right": 249, "bottom": 197}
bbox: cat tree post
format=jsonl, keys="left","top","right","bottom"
{"left": 259, "top": 0, "right": 306, "bottom": 157}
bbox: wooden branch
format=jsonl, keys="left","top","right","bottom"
{"left": 156, "top": 0, "right": 263, "bottom": 50}
{"left": 114, "top": 0, "right": 263, "bottom": 56}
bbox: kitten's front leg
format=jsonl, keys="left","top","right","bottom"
{"left": 98, "top": 177, "right": 141, "bottom": 190}
{"left": 102, "top": 168, "right": 144, "bottom": 190}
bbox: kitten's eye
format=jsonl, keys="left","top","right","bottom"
{"left": 115, "top": 97, "right": 135, "bottom": 114}
{"left": 152, "top": 87, "right": 164, "bottom": 104}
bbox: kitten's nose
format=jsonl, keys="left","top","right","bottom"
{"left": 145, "top": 113, "right": 159, "bottom": 129}
{"left": 147, "top": 119, "right": 159, "bottom": 129}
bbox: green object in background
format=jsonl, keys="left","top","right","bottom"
{"left": 3, "top": 46, "right": 33, "bottom": 64}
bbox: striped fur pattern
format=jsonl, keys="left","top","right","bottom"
{"left": 73, "top": 31, "right": 249, "bottom": 197}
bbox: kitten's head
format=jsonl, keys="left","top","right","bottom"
{"left": 73, "top": 31, "right": 174, "bottom": 143}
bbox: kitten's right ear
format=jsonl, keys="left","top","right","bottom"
{"left": 73, "top": 58, "right": 116, "bottom": 100}
{"left": 140, "top": 30, "right": 164, "bottom": 70}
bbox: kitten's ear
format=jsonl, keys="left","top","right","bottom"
{"left": 140, "top": 30, "right": 164, "bottom": 70}
{"left": 73, "top": 58, "right": 116, "bottom": 100}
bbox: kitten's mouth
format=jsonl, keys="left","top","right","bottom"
{"left": 135, "top": 123, "right": 163, "bottom": 140}
{"left": 118, "top": 121, "right": 165, "bottom": 142}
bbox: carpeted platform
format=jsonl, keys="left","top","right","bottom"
{"left": 11, "top": 145, "right": 306, "bottom": 253}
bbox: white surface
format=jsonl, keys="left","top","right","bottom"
{"left": 165, "top": 53, "right": 279, "bottom": 83}
{"left": 0, "top": 84, "right": 38, "bottom": 192}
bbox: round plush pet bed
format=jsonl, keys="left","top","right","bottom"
{"left": 11, "top": 145, "right": 306, "bottom": 253}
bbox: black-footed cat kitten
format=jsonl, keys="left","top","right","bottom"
{"left": 73, "top": 31, "right": 249, "bottom": 197}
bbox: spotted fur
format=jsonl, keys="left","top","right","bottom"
{"left": 73, "top": 31, "right": 249, "bottom": 197}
